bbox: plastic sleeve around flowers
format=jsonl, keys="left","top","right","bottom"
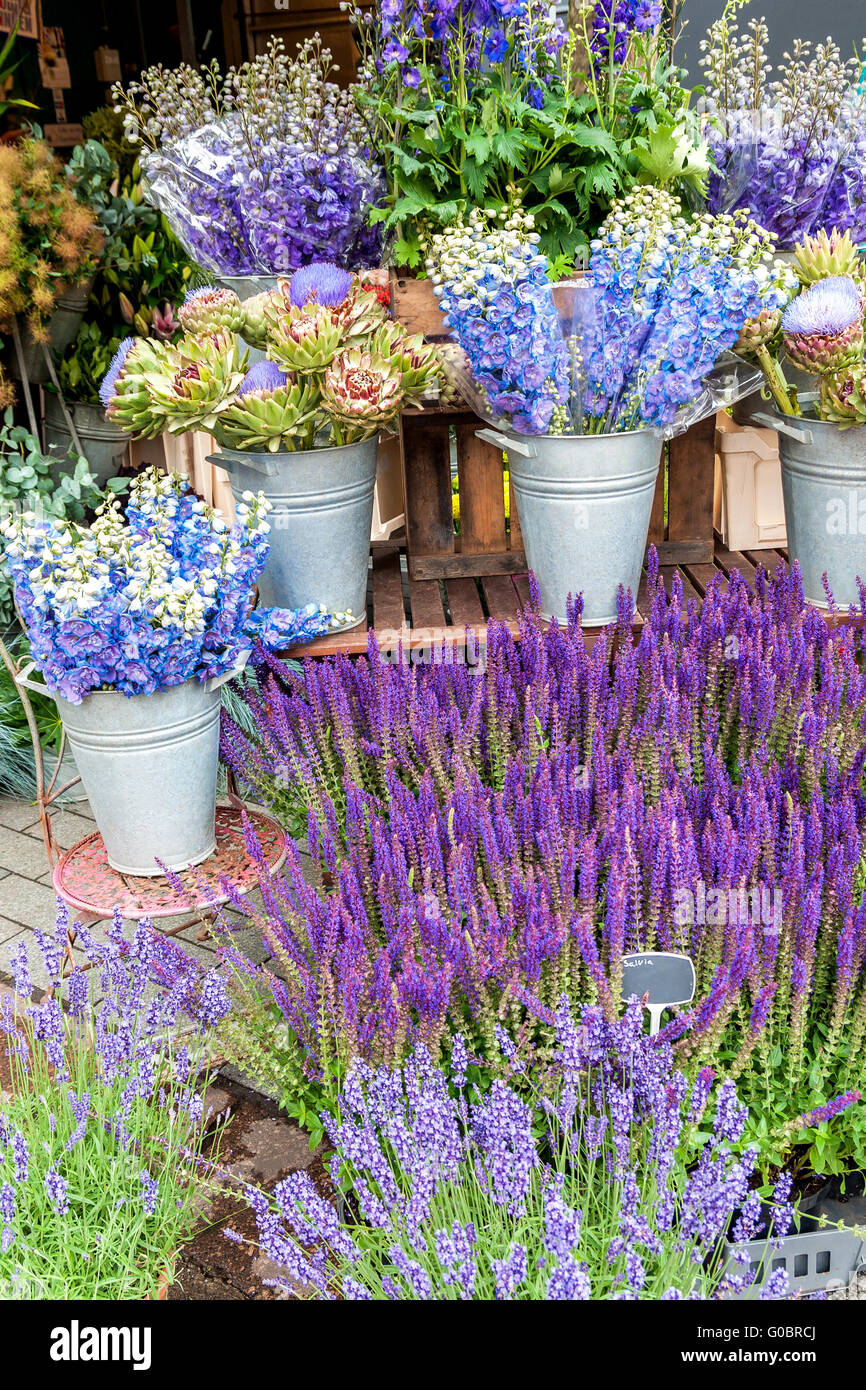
{"left": 439, "top": 337, "right": 764, "bottom": 441}
{"left": 140, "top": 115, "right": 386, "bottom": 277}
{"left": 705, "top": 107, "right": 845, "bottom": 250}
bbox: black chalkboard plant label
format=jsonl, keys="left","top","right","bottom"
{"left": 620, "top": 951, "right": 696, "bottom": 1034}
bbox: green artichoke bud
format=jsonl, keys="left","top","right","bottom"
{"left": 113, "top": 331, "right": 247, "bottom": 437}
{"left": 266, "top": 302, "right": 346, "bottom": 374}
{"left": 320, "top": 348, "right": 406, "bottom": 443}
{"left": 794, "top": 229, "right": 862, "bottom": 286}
{"left": 178, "top": 285, "right": 246, "bottom": 337}
{"left": 821, "top": 367, "right": 866, "bottom": 427}
{"left": 781, "top": 276, "right": 865, "bottom": 376}
{"left": 733, "top": 306, "right": 783, "bottom": 360}
{"left": 240, "top": 289, "right": 281, "bottom": 350}
{"left": 214, "top": 360, "right": 320, "bottom": 452}
{"left": 104, "top": 338, "right": 175, "bottom": 439}
{"left": 366, "top": 321, "right": 441, "bottom": 403}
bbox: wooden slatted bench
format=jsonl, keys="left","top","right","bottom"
{"left": 284, "top": 538, "right": 860, "bottom": 661}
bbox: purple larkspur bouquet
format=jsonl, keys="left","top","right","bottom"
{"left": 428, "top": 187, "right": 782, "bottom": 434}
{"left": 699, "top": 16, "right": 866, "bottom": 249}
{"left": 112, "top": 37, "right": 385, "bottom": 276}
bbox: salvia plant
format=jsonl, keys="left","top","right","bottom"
{"left": 111, "top": 36, "right": 384, "bottom": 275}
{"left": 0, "top": 904, "right": 229, "bottom": 1299}
{"left": 236, "top": 1001, "right": 792, "bottom": 1300}
{"left": 699, "top": 6, "right": 866, "bottom": 248}
{"left": 214, "top": 554, "right": 866, "bottom": 1176}
{"left": 0, "top": 466, "right": 340, "bottom": 704}
{"left": 103, "top": 264, "right": 441, "bottom": 452}
{"left": 427, "top": 188, "right": 791, "bottom": 434}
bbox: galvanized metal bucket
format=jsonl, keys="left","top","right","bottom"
{"left": 43, "top": 396, "right": 129, "bottom": 486}
{"left": 212, "top": 439, "right": 379, "bottom": 627}
{"left": 756, "top": 406, "right": 866, "bottom": 607}
{"left": 9, "top": 281, "right": 93, "bottom": 384}
{"left": 18, "top": 656, "right": 247, "bottom": 876}
{"left": 477, "top": 426, "right": 661, "bottom": 625}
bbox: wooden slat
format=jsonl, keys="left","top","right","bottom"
{"left": 371, "top": 548, "right": 406, "bottom": 633}
{"left": 389, "top": 271, "right": 450, "bottom": 338}
{"left": 647, "top": 442, "right": 666, "bottom": 546}
{"left": 410, "top": 550, "right": 528, "bottom": 580}
{"left": 408, "top": 577, "right": 447, "bottom": 631}
{"left": 653, "top": 540, "right": 715, "bottom": 566}
{"left": 400, "top": 413, "right": 455, "bottom": 575}
{"left": 714, "top": 545, "right": 758, "bottom": 587}
{"left": 481, "top": 573, "right": 522, "bottom": 624}
{"left": 743, "top": 548, "right": 787, "bottom": 577}
{"left": 456, "top": 423, "right": 508, "bottom": 555}
{"left": 667, "top": 414, "right": 715, "bottom": 559}
{"left": 445, "top": 577, "right": 485, "bottom": 627}
{"left": 682, "top": 563, "right": 718, "bottom": 598}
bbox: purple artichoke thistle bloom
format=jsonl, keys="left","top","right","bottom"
{"left": 288, "top": 262, "right": 354, "bottom": 309}
{"left": 781, "top": 276, "right": 863, "bottom": 336}
{"left": 237, "top": 360, "right": 289, "bottom": 397}
{"left": 98, "top": 337, "right": 136, "bottom": 409}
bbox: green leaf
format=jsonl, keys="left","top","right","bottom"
{"left": 463, "top": 131, "right": 492, "bottom": 164}
{"left": 492, "top": 128, "right": 526, "bottom": 171}
{"left": 460, "top": 156, "right": 488, "bottom": 202}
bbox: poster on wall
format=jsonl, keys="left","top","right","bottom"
{"left": 0, "top": 0, "right": 38, "bottom": 39}
{"left": 39, "top": 26, "right": 70, "bottom": 90}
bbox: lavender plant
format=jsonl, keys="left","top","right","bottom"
{"left": 111, "top": 37, "right": 384, "bottom": 275}
{"left": 699, "top": 8, "right": 866, "bottom": 248}
{"left": 237, "top": 1002, "right": 791, "bottom": 1300}
{"left": 214, "top": 556, "right": 866, "bottom": 1175}
{"left": 0, "top": 904, "right": 229, "bottom": 1299}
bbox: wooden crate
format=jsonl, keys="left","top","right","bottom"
{"left": 390, "top": 272, "right": 716, "bottom": 575}
{"left": 391, "top": 272, "right": 525, "bottom": 581}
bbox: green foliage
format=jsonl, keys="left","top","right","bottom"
{"left": 54, "top": 322, "right": 119, "bottom": 407}
{"left": 81, "top": 105, "right": 141, "bottom": 187}
{"left": 63, "top": 138, "right": 191, "bottom": 397}
{"left": 0, "top": 409, "right": 127, "bottom": 633}
{"left": 359, "top": 35, "right": 625, "bottom": 269}
{"left": 574, "top": 16, "right": 713, "bottom": 206}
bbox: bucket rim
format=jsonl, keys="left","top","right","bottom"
{"left": 209, "top": 435, "right": 381, "bottom": 464}
{"left": 494, "top": 424, "right": 660, "bottom": 443}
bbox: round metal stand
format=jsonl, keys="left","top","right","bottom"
{"left": 0, "top": 637, "right": 285, "bottom": 989}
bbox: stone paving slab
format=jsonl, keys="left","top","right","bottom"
{"left": 0, "top": 874, "right": 62, "bottom": 932}
{"left": 0, "top": 824, "right": 59, "bottom": 879}
{"left": 23, "top": 807, "right": 96, "bottom": 851}
{"left": 0, "top": 797, "right": 42, "bottom": 832}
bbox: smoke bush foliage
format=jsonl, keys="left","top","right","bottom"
{"left": 217, "top": 554, "right": 866, "bottom": 1174}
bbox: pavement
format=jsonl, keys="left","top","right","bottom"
{"left": 0, "top": 791, "right": 274, "bottom": 992}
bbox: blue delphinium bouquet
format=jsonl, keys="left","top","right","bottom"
{"left": 0, "top": 468, "right": 339, "bottom": 704}
{"left": 429, "top": 188, "right": 789, "bottom": 435}
{"left": 112, "top": 37, "right": 384, "bottom": 276}
{"left": 699, "top": 13, "right": 866, "bottom": 248}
